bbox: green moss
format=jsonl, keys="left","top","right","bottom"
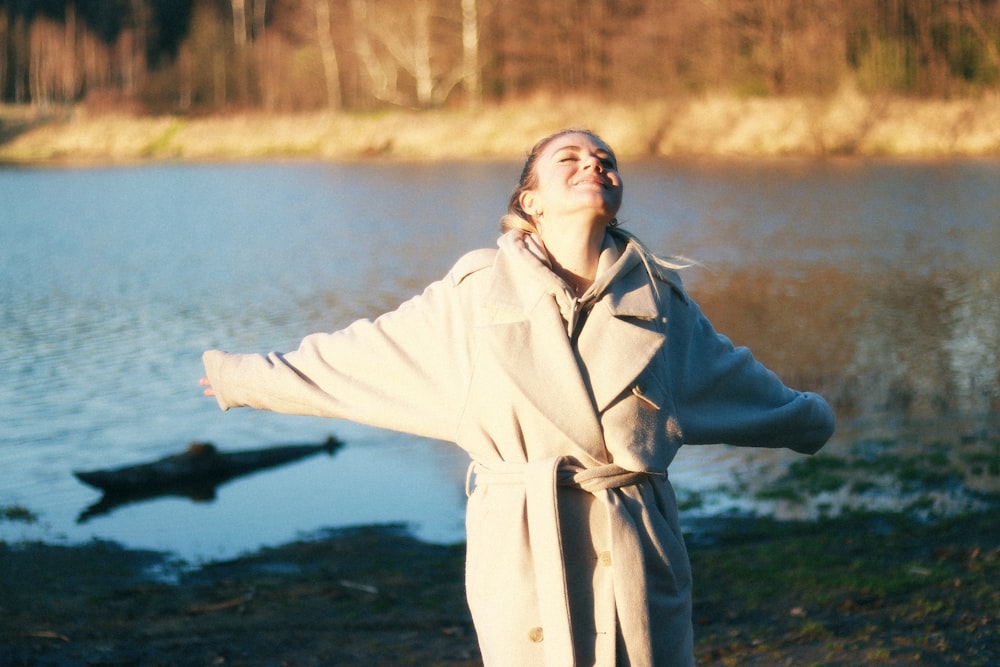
{"left": 960, "top": 443, "right": 1000, "bottom": 476}
{"left": 751, "top": 429, "right": 997, "bottom": 512}
{"left": 677, "top": 490, "right": 706, "bottom": 511}
{"left": 1, "top": 504, "right": 38, "bottom": 524}
{"left": 692, "top": 510, "right": 999, "bottom": 664}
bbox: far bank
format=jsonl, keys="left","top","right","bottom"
{"left": 2, "top": 91, "right": 1000, "bottom": 164}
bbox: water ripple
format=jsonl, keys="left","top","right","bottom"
{"left": 2, "top": 160, "right": 996, "bottom": 562}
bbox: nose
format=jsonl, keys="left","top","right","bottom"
{"left": 582, "top": 154, "right": 603, "bottom": 172}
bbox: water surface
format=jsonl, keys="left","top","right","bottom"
{"left": 1, "top": 158, "right": 997, "bottom": 562}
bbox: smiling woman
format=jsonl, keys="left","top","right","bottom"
{"left": 199, "top": 129, "right": 835, "bottom": 666}
{"left": 503, "top": 130, "right": 625, "bottom": 297}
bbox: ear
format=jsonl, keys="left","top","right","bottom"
{"left": 520, "top": 190, "right": 539, "bottom": 217}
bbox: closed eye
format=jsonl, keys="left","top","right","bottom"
{"left": 595, "top": 152, "right": 617, "bottom": 169}
{"left": 552, "top": 146, "right": 617, "bottom": 169}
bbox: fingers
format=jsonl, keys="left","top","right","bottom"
{"left": 199, "top": 377, "right": 216, "bottom": 397}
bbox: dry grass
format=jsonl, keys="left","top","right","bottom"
{"left": 2, "top": 90, "right": 1000, "bottom": 163}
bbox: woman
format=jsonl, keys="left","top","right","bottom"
{"left": 201, "top": 129, "right": 835, "bottom": 666}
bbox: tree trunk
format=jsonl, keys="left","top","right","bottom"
{"left": 350, "top": 0, "right": 404, "bottom": 107}
{"left": 63, "top": 3, "right": 77, "bottom": 102}
{"left": 959, "top": 1, "right": 1000, "bottom": 78}
{"left": 251, "top": 0, "right": 267, "bottom": 40}
{"left": 461, "top": 0, "right": 481, "bottom": 109}
{"left": 314, "top": 0, "right": 341, "bottom": 109}
{"left": 231, "top": 0, "right": 247, "bottom": 46}
{"left": 214, "top": 50, "right": 226, "bottom": 107}
{"left": 413, "top": 0, "right": 433, "bottom": 106}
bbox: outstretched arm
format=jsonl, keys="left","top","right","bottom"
{"left": 670, "top": 298, "right": 835, "bottom": 454}
{"left": 200, "top": 263, "right": 483, "bottom": 443}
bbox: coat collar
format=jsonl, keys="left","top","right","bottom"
{"left": 483, "top": 231, "right": 666, "bottom": 463}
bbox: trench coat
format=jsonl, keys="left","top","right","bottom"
{"left": 202, "top": 227, "right": 835, "bottom": 667}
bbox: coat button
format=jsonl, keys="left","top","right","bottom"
{"left": 528, "top": 626, "right": 544, "bottom": 643}
{"left": 598, "top": 551, "right": 612, "bottom": 567}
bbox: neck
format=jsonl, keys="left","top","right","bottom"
{"left": 537, "top": 221, "right": 607, "bottom": 295}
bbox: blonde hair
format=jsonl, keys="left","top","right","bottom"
{"left": 610, "top": 226, "right": 698, "bottom": 273}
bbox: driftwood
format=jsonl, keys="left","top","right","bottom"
{"left": 74, "top": 436, "right": 342, "bottom": 522}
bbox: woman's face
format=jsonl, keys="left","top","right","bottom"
{"left": 520, "top": 132, "right": 623, "bottom": 229}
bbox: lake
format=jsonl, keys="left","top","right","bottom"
{"left": 1, "top": 157, "right": 997, "bottom": 564}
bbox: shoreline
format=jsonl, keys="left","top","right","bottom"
{"left": 2, "top": 510, "right": 996, "bottom": 665}
{"left": 3, "top": 91, "right": 1000, "bottom": 164}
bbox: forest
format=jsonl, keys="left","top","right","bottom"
{"left": 1, "top": 0, "right": 999, "bottom": 113}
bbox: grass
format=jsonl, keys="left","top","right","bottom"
{"left": 691, "top": 510, "right": 999, "bottom": 666}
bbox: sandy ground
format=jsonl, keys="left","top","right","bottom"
{"left": 1, "top": 510, "right": 996, "bottom": 667}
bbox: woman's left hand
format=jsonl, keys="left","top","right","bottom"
{"left": 199, "top": 377, "right": 216, "bottom": 397}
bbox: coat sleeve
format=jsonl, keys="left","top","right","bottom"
{"left": 202, "top": 252, "right": 492, "bottom": 443}
{"left": 668, "top": 296, "right": 835, "bottom": 454}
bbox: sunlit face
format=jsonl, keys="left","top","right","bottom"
{"left": 519, "top": 132, "right": 623, "bottom": 229}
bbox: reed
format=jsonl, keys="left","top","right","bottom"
{"left": 2, "top": 91, "right": 999, "bottom": 163}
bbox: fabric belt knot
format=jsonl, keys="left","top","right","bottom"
{"left": 467, "top": 457, "right": 660, "bottom": 667}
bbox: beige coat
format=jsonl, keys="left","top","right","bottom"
{"left": 203, "top": 228, "right": 835, "bottom": 666}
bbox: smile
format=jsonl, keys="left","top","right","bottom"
{"left": 573, "top": 178, "right": 608, "bottom": 188}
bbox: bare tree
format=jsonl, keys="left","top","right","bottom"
{"left": 1, "top": 0, "right": 998, "bottom": 110}
{"left": 231, "top": 0, "right": 248, "bottom": 46}
{"left": 461, "top": 0, "right": 481, "bottom": 108}
{"left": 314, "top": 0, "right": 341, "bottom": 109}
{"left": 350, "top": 0, "right": 398, "bottom": 105}
{"left": 948, "top": 0, "right": 1000, "bottom": 85}
{"left": 349, "top": 0, "right": 465, "bottom": 108}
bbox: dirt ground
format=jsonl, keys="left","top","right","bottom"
{"left": 1, "top": 512, "right": 996, "bottom": 667}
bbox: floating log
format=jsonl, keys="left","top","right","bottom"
{"left": 74, "top": 436, "right": 343, "bottom": 522}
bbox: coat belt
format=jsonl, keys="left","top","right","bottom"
{"left": 468, "top": 457, "right": 659, "bottom": 667}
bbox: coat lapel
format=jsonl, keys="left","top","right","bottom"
{"left": 485, "top": 302, "right": 607, "bottom": 459}
{"left": 483, "top": 234, "right": 666, "bottom": 461}
{"left": 577, "top": 258, "right": 666, "bottom": 412}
